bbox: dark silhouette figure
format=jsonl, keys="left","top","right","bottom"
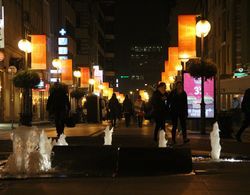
{"left": 168, "top": 81, "right": 189, "bottom": 144}
{"left": 46, "top": 83, "right": 70, "bottom": 138}
{"left": 151, "top": 82, "right": 168, "bottom": 142}
{"left": 108, "top": 93, "right": 120, "bottom": 127}
{"left": 122, "top": 95, "right": 133, "bottom": 127}
{"left": 236, "top": 88, "right": 250, "bottom": 142}
{"left": 134, "top": 95, "right": 145, "bottom": 127}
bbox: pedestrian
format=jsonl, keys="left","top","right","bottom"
{"left": 108, "top": 93, "right": 120, "bottom": 128}
{"left": 151, "top": 82, "right": 168, "bottom": 142}
{"left": 46, "top": 82, "right": 70, "bottom": 138}
{"left": 134, "top": 95, "right": 145, "bottom": 127}
{"left": 167, "top": 81, "right": 189, "bottom": 144}
{"left": 232, "top": 96, "right": 240, "bottom": 109}
{"left": 122, "top": 95, "right": 133, "bottom": 127}
{"left": 235, "top": 88, "right": 250, "bottom": 142}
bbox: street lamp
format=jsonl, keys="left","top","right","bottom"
{"left": 8, "top": 66, "right": 17, "bottom": 129}
{"left": 88, "top": 78, "right": 95, "bottom": 93}
{"left": 18, "top": 39, "right": 32, "bottom": 69}
{"left": 73, "top": 70, "right": 81, "bottom": 88}
{"left": 52, "top": 59, "right": 62, "bottom": 82}
{"left": 196, "top": 19, "right": 211, "bottom": 134}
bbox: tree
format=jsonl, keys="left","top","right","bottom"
{"left": 187, "top": 58, "right": 217, "bottom": 80}
{"left": 13, "top": 70, "right": 40, "bottom": 126}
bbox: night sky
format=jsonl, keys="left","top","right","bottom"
{"left": 115, "top": 0, "right": 176, "bottom": 74}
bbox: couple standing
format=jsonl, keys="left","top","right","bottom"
{"left": 151, "top": 81, "right": 190, "bottom": 144}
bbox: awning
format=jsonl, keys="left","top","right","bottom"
{"left": 220, "top": 76, "right": 250, "bottom": 94}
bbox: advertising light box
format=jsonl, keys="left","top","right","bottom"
{"left": 183, "top": 72, "right": 215, "bottom": 118}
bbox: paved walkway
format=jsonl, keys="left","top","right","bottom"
{"left": 0, "top": 120, "right": 250, "bottom": 194}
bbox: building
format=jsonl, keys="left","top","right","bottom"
{"left": 118, "top": 43, "right": 164, "bottom": 94}
{"left": 101, "top": 0, "right": 116, "bottom": 88}
{"left": 206, "top": 0, "right": 250, "bottom": 110}
{"left": 2, "top": 0, "right": 52, "bottom": 123}
{"left": 72, "top": 0, "right": 105, "bottom": 70}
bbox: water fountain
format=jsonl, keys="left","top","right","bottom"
{"left": 3, "top": 126, "right": 54, "bottom": 175}
{"left": 158, "top": 130, "right": 168, "bottom": 148}
{"left": 104, "top": 126, "right": 113, "bottom": 145}
{"left": 210, "top": 122, "right": 221, "bottom": 160}
{"left": 53, "top": 133, "right": 68, "bottom": 146}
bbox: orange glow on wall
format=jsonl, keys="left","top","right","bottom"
{"left": 61, "top": 59, "right": 72, "bottom": 85}
{"left": 161, "top": 72, "right": 167, "bottom": 82}
{"left": 108, "top": 88, "right": 113, "bottom": 99}
{"left": 103, "top": 82, "right": 109, "bottom": 89}
{"left": 168, "top": 47, "right": 180, "bottom": 72}
{"left": 178, "top": 15, "right": 196, "bottom": 60}
{"left": 31, "top": 35, "right": 46, "bottom": 70}
{"left": 80, "top": 67, "right": 90, "bottom": 88}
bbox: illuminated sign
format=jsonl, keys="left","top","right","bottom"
{"left": 183, "top": 73, "right": 215, "bottom": 118}
{"left": 50, "top": 69, "right": 62, "bottom": 74}
{"left": 120, "top": 75, "right": 129, "bottom": 79}
{"left": 58, "top": 47, "right": 68, "bottom": 55}
{"left": 34, "top": 79, "right": 45, "bottom": 89}
{"left": 57, "top": 28, "right": 68, "bottom": 59}
{"left": 58, "top": 56, "right": 68, "bottom": 60}
{"left": 50, "top": 78, "right": 60, "bottom": 82}
{"left": 58, "top": 37, "right": 68, "bottom": 45}
{"left": 0, "top": 6, "right": 4, "bottom": 48}
{"left": 59, "top": 28, "right": 66, "bottom": 36}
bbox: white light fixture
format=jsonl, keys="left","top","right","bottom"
{"left": 18, "top": 39, "right": 32, "bottom": 53}
{"left": 89, "top": 78, "right": 95, "bottom": 85}
{"left": 196, "top": 20, "right": 211, "bottom": 37}
{"left": 52, "top": 59, "right": 62, "bottom": 69}
{"left": 73, "top": 70, "right": 81, "bottom": 78}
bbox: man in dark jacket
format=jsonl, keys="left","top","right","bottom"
{"left": 167, "top": 81, "right": 189, "bottom": 144}
{"left": 236, "top": 88, "right": 250, "bottom": 142}
{"left": 46, "top": 83, "right": 71, "bottom": 138}
{"left": 122, "top": 95, "right": 133, "bottom": 127}
{"left": 151, "top": 82, "right": 168, "bottom": 142}
{"left": 108, "top": 93, "right": 120, "bottom": 128}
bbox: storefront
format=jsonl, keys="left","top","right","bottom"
{"left": 220, "top": 76, "right": 250, "bottom": 110}
{"left": 32, "top": 83, "right": 49, "bottom": 122}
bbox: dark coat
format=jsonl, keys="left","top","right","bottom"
{"left": 46, "top": 91, "right": 70, "bottom": 114}
{"left": 151, "top": 90, "right": 168, "bottom": 119}
{"left": 108, "top": 96, "right": 120, "bottom": 116}
{"left": 241, "top": 88, "right": 250, "bottom": 114}
{"left": 122, "top": 98, "right": 133, "bottom": 114}
{"left": 167, "top": 89, "right": 188, "bottom": 117}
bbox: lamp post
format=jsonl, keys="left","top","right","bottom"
{"left": 52, "top": 59, "right": 62, "bottom": 82}
{"left": 73, "top": 70, "right": 81, "bottom": 88}
{"left": 196, "top": 19, "right": 211, "bottom": 134}
{"left": 18, "top": 39, "right": 33, "bottom": 125}
{"left": 8, "top": 66, "right": 17, "bottom": 129}
{"left": 88, "top": 78, "right": 95, "bottom": 93}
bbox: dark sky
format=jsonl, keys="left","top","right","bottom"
{"left": 115, "top": 0, "right": 175, "bottom": 73}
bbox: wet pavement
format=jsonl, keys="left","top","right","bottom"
{"left": 0, "top": 120, "right": 250, "bottom": 194}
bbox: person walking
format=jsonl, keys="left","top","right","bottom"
{"left": 167, "top": 81, "right": 189, "bottom": 144}
{"left": 151, "top": 82, "right": 168, "bottom": 142}
{"left": 46, "top": 82, "right": 70, "bottom": 138}
{"left": 236, "top": 88, "right": 250, "bottom": 142}
{"left": 108, "top": 93, "right": 120, "bottom": 128}
{"left": 134, "top": 95, "right": 145, "bottom": 127}
{"left": 122, "top": 95, "right": 133, "bottom": 127}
